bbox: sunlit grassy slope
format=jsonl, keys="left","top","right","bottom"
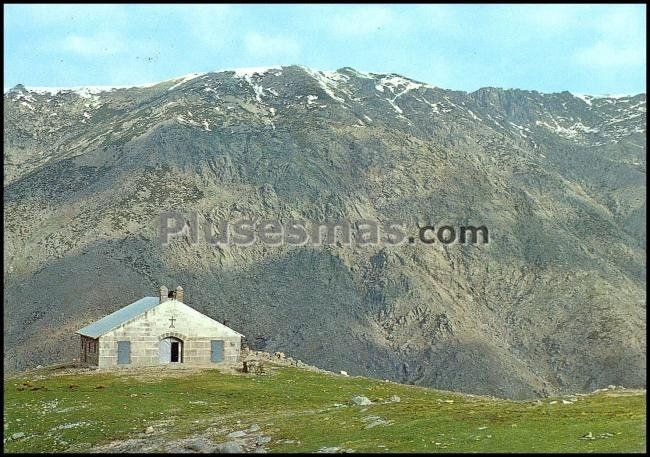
{"left": 3, "top": 364, "right": 646, "bottom": 453}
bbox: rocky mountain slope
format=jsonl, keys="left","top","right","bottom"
{"left": 3, "top": 65, "right": 646, "bottom": 399}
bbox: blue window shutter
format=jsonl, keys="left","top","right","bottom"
{"left": 211, "top": 340, "right": 224, "bottom": 363}
{"left": 117, "top": 341, "right": 131, "bottom": 364}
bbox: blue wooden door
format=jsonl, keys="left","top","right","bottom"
{"left": 117, "top": 341, "right": 130, "bottom": 364}
{"left": 211, "top": 340, "right": 224, "bottom": 363}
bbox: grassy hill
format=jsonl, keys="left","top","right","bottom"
{"left": 3, "top": 362, "right": 646, "bottom": 453}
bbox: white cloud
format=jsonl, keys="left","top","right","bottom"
{"left": 324, "top": 5, "right": 406, "bottom": 37}
{"left": 594, "top": 5, "right": 645, "bottom": 39}
{"left": 573, "top": 5, "right": 645, "bottom": 70}
{"left": 11, "top": 4, "right": 128, "bottom": 25}
{"left": 60, "top": 33, "right": 126, "bottom": 57}
{"left": 575, "top": 41, "right": 646, "bottom": 69}
{"left": 244, "top": 32, "right": 301, "bottom": 59}
{"left": 488, "top": 5, "right": 646, "bottom": 72}
{"left": 177, "top": 5, "right": 237, "bottom": 50}
{"left": 416, "top": 4, "right": 454, "bottom": 21}
{"left": 515, "top": 4, "right": 590, "bottom": 31}
{"left": 329, "top": 6, "right": 394, "bottom": 36}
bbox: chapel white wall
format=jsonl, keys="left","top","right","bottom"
{"left": 97, "top": 299, "right": 241, "bottom": 368}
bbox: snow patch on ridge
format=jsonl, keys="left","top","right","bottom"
{"left": 301, "top": 67, "right": 346, "bottom": 103}
{"left": 467, "top": 109, "right": 482, "bottom": 122}
{"left": 232, "top": 66, "right": 282, "bottom": 77}
{"left": 375, "top": 75, "right": 432, "bottom": 95}
{"left": 535, "top": 119, "right": 600, "bottom": 139}
{"left": 571, "top": 92, "right": 639, "bottom": 103}
{"left": 23, "top": 86, "right": 127, "bottom": 98}
{"left": 573, "top": 93, "right": 593, "bottom": 106}
{"left": 168, "top": 73, "right": 205, "bottom": 91}
{"left": 15, "top": 73, "right": 204, "bottom": 97}
{"left": 387, "top": 98, "right": 403, "bottom": 115}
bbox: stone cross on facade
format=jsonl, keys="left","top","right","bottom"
{"left": 169, "top": 316, "right": 176, "bottom": 328}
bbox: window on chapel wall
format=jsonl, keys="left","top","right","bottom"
{"left": 117, "top": 341, "right": 131, "bottom": 364}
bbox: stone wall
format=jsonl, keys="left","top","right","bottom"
{"left": 80, "top": 335, "right": 99, "bottom": 366}
{"left": 97, "top": 299, "right": 241, "bottom": 368}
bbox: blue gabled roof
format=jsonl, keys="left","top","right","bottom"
{"left": 77, "top": 296, "right": 160, "bottom": 338}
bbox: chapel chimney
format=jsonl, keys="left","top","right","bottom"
{"left": 159, "top": 285, "right": 169, "bottom": 303}
{"left": 175, "top": 286, "right": 184, "bottom": 302}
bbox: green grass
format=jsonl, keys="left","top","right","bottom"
{"left": 3, "top": 365, "right": 646, "bottom": 453}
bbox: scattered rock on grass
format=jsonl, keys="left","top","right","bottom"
{"left": 215, "top": 441, "right": 244, "bottom": 453}
{"left": 351, "top": 396, "right": 372, "bottom": 406}
{"left": 255, "top": 435, "right": 271, "bottom": 446}
{"left": 182, "top": 437, "right": 215, "bottom": 452}
{"left": 317, "top": 446, "right": 354, "bottom": 453}
{"left": 362, "top": 415, "right": 393, "bottom": 429}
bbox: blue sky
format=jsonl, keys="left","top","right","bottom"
{"left": 3, "top": 4, "right": 646, "bottom": 94}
